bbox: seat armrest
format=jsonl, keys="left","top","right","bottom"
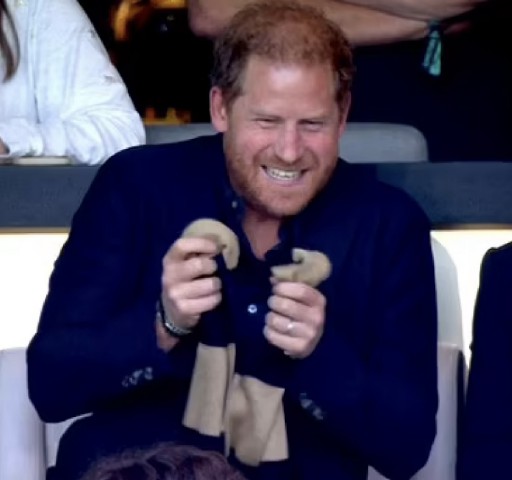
{"left": 0, "top": 348, "right": 46, "bottom": 480}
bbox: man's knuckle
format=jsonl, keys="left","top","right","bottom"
{"left": 170, "top": 239, "right": 183, "bottom": 255}
{"left": 212, "top": 276, "right": 221, "bottom": 290}
{"left": 189, "top": 256, "right": 200, "bottom": 273}
{"left": 174, "top": 297, "right": 188, "bottom": 311}
{"left": 298, "top": 283, "right": 309, "bottom": 297}
{"left": 167, "top": 286, "right": 179, "bottom": 301}
{"left": 200, "top": 259, "right": 209, "bottom": 273}
{"left": 177, "top": 237, "right": 189, "bottom": 249}
{"left": 311, "top": 311, "right": 323, "bottom": 326}
{"left": 263, "top": 325, "right": 271, "bottom": 339}
{"left": 318, "top": 294, "right": 326, "bottom": 308}
{"left": 280, "top": 298, "right": 291, "bottom": 312}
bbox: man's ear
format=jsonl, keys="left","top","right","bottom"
{"left": 210, "top": 87, "right": 229, "bottom": 133}
{"left": 337, "top": 92, "right": 352, "bottom": 138}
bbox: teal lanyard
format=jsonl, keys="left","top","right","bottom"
{"left": 423, "top": 21, "right": 442, "bottom": 77}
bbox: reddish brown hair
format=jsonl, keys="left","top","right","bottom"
{"left": 210, "top": 0, "right": 354, "bottom": 111}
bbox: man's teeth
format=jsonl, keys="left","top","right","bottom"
{"left": 266, "top": 167, "right": 301, "bottom": 181}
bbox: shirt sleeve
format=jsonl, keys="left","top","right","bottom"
{"left": 0, "top": 0, "right": 144, "bottom": 165}
{"left": 26, "top": 154, "right": 194, "bottom": 423}
{"left": 286, "top": 195, "right": 438, "bottom": 480}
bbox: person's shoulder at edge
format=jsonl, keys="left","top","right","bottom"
{"left": 484, "top": 241, "right": 512, "bottom": 258}
{"left": 480, "top": 240, "right": 512, "bottom": 273}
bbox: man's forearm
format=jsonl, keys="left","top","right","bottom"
{"left": 188, "top": 0, "right": 427, "bottom": 45}
{"left": 187, "top": 0, "right": 247, "bottom": 38}
{"left": 340, "top": 0, "right": 485, "bottom": 22}
{"left": 314, "top": 1, "right": 428, "bottom": 46}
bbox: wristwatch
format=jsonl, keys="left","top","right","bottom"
{"left": 156, "top": 299, "right": 192, "bottom": 338}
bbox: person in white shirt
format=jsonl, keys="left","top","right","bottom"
{"left": 0, "top": 0, "right": 145, "bottom": 165}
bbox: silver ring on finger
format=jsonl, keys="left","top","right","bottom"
{"left": 285, "top": 320, "right": 295, "bottom": 336}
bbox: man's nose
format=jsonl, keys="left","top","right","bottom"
{"left": 274, "top": 125, "right": 304, "bottom": 163}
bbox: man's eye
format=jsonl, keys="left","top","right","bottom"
{"left": 256, "top": 118, "right": 278, "bottom": 128}
{"left": 302, "top": 121, "right": 324, "bottom": 131}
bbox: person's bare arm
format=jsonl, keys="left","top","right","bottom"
{"left": 340, "top": 0, "right": 487, "bottom": 22}
{"left": 188, "top": 0, "right": 429, "bottom": 46}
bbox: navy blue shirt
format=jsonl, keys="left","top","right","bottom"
{"left": 28, "top": 134, "right": 438, "bottom": 480}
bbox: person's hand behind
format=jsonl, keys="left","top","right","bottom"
{"left": 160, "top": 237, "right": 222, "bottom": 333}
{"left": 264, "top": 281, "right": 326, "bottom": 359}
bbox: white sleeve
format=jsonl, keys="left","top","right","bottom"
{"left": 0, "top": 0, "right": 145, "bottom": 165}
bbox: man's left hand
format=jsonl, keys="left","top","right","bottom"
{"left": 264, "top": 281, "right": 326, "bottom": 359}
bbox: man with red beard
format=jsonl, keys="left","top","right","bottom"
{"left": 27, "top": 2, "right": 438, "bottom": 480}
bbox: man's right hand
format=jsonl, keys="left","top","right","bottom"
{"left": 160, "top": 237, "right": 222, "bottom": 332}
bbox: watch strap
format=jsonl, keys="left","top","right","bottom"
{"left": 156, "top": 299, "right": 192, "bottom": 338}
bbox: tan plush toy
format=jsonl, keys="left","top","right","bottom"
{"left": 181, "top": 219, "right": 331, "bottom": 287}
{"left": 270, "top": 248, "right": 331, "bottom": 287}
{"left": 181, "top": 219, "right": 240, "bottom": 270}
